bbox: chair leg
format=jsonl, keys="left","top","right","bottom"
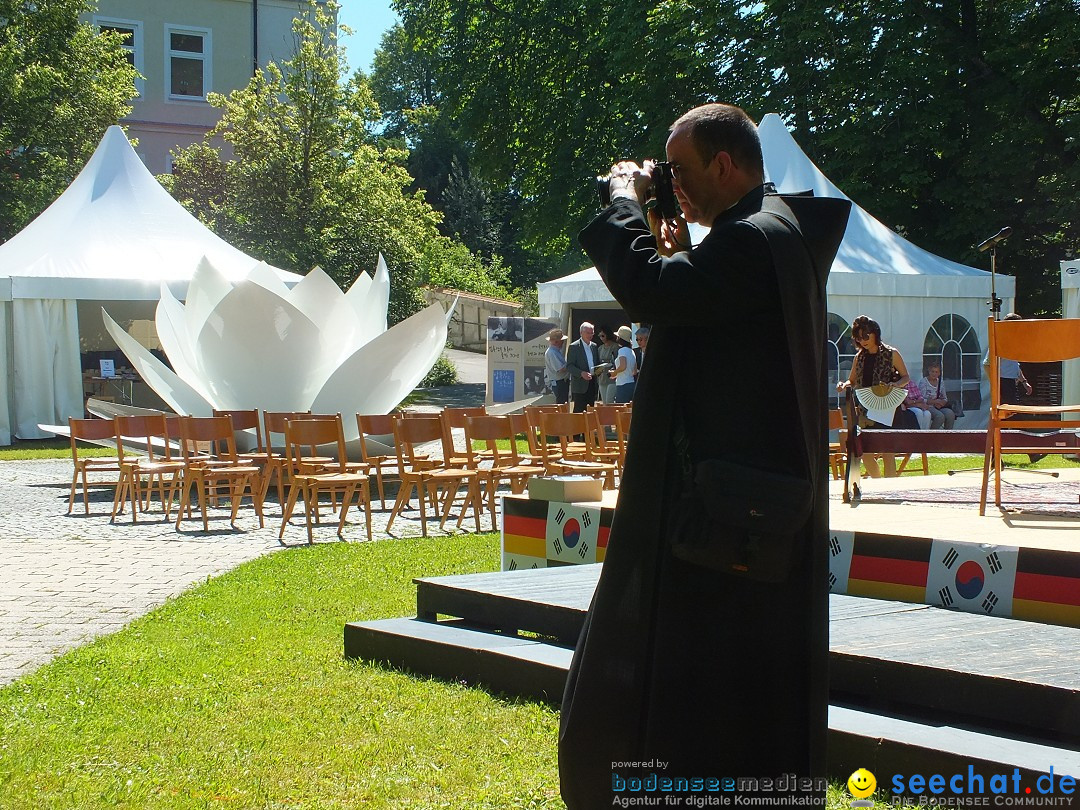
{"left": 979, "top": 427, "right": 994, "bottom": 516}
{"left": 301, "top": 485, "right": 315, "bottom": 544}
{"left": 279, "top": 483, "right": 303, "bottom": 540}
{"left": 375, "top": 467, "right": 386, "bottom": 510}
{"left": 363, "top": 481, "right": 372, "bottom": 541}
{"left": 336, "top": 484, "right": 354, "bottom": 539}
{"left": 385, "top": 479, "right": 414, "bottom": 533}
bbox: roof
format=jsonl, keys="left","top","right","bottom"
{"left": 0, "top": 126, "right": 301, "bottom": 301}
{"left": 539, "top": 114, "right": 1014, "bottom": 305}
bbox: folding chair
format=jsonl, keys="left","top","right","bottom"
{"left": 112, "top": 414, "right": 186, "bottom": 523}
{"left": 279, "top": 415, "right": 372, "bottom": 543}
{"left": 174, "top": 415, "right": 265, "bottom": 531}
{"left": 463, "top": 415, "right": 545, "bottom": 524}
{"left": 980, "top": 317, "right": 1080, "bottom": 515}
{"left": 537, "top": 412, "right": 619, "bottom": 489}
{"left": 387, "top": 415, "right": 482, "bottom": 537}
{"left": 67, "top": 417, "right": 122, "bottom": 514}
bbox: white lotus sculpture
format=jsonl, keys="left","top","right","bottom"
{"left": 103, "top": 254, "right": 454, "bottom": 442}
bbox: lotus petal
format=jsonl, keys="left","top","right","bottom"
{"left": 286, "top": 266, "right": 366, "bottom": 365}
{"left": 194, "top": 278, "right": 328, "bottom": 410}
{"left": 185, "top": 256, "right": 235, "bottom": 347}
{"left": 345, "top": 253, "right": 389, "bottom": 343}
{"left": 155, "top": 283, "right": 214, "bottom": 402}
{"left": 246, "top": 261, "right": 292, "bottom": 298}
{"left": 102, "top": 308, "right": 213, "bottom": 416}
{"left": 311, "top": 300, "right": 448, "bottom": 441}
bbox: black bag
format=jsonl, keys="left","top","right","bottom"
{"left": 670, "top": 459, "right": 814, "bottom": 582}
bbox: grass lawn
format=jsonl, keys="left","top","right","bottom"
{"left": 0, "top": 532, "right": 896, "bottom": 809}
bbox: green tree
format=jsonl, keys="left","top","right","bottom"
{"left": 164, "top": 2, "right": 512, "bottom": 323}
{"left": 391, "top": 0, "right": 1079, "bottom": 313}
{"left": 0, "top": 0, "right": 137, "bottom": 241}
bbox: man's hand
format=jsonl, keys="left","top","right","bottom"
{"left": 647, "top": 209, "right": 692, "bottom": 257}
{"left": 608, "top": 160, "right": 652, "bottom": 205}
{"left": 581, "top": 371, "right": 593, "bottom": 381}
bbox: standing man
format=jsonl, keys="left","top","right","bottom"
{"left": 559, "top": 103, "right": 850, "bottom": 807}
{"left": 565, "top": 322, "right": 599, "bottom": 412}
{"left": 544, "top": 329, "right": 570, "bottom": 404}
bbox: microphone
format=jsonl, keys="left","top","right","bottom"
{"left": 977, "top": 226, "right": 1012, "bottom": 252}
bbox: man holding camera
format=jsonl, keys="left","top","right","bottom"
{"left": 558, "top": 103, "right": 850, "bottom": 808}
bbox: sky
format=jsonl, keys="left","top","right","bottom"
{"left": 337, "top": 0, "right": 399, "bottom": 75}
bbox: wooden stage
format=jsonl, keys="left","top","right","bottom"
{"left": 346, "top": 471, "right": 1080, "bottom": 783}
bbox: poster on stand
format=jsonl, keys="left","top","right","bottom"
{"left": 486, "top": 316, "right": 557, "bottom": 404}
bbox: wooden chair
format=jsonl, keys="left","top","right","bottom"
{"left": 111, "top": 414, "right": 186, "bottom": 523}
{"left": 980, "top": 317, "right": 1080, "bottom": 515}
{"left": 67, "top": 417, "right": 122, "bottom": 515}
{"left": 214, "top": 408, "right": 285, "bottom": 507}
{"left": 357, "top": 413, "right": 405, "bottom": 510}
{"left": 387, "top": 415, "right": 482, "bottom": 537}
{"left": 537, "top": 412, "right": 619, "bottom": 489}
{"left": 828, "top": 409, "right": 846, "bottom": 481}
{"left": 508, "top": 412, "right": 544, "bottom": 464}
{"left": 439, "top": 406, "right": 487, "bottom": 467}
{"left": 279, "top": 415, "right": 372, "bottom": 543}
{"left": 174, "top": 415, "right": 265, "bottom": 531}
{"left": 463, "top": 415, "right": 545, "bottom": 524}
{"left": 614, "top": 407, "right": 633, "bottom": 479}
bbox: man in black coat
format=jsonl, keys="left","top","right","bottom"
{"left": 559, "top": 103, "right": 850, "bottom": 808}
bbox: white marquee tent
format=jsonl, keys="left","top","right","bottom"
{"left": 1063, "top": 259, "right": 1080, "bottom": 419}
{"left": 538, "top": 113, "right": 1016, "bottom": 426}
{"left": 0, "top": 126, "right": 301, "bottom": 444}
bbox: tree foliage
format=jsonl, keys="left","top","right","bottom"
{"left": 387, "top": 0, "right": 1079, "bottom": 314}
{"left": 0, "top": 0, "right": 137, "bottom": 241}
{"left": 164, "top": 2, "right": 513, "bottom": 324}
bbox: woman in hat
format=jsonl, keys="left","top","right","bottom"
{"left": 609, "top": 325, "right": 638, "bottom": 403}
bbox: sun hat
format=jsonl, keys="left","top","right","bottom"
{"left": 616, "top": 325, "right": 633, "bottom": 343}
{"left": 548, "top": 328, "right": 568, "bottom": 342}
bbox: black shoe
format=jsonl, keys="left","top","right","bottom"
{"left": 1028, "top": 453, "right": 1047, "bottom": 464}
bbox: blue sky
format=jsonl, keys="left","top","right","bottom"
{"left": 337, "top": 0, "right": 399, "bottom": 75}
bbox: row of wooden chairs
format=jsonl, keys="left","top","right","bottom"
{"left": 67, "top": 403, "right": 636, "bottom": 540}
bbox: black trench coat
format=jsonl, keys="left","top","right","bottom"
{"left": 559, "top": 187, "right": 850, "bottom": 808}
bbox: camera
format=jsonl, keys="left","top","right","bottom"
{"left": 595, "top": 162, "right": 680, "bottom": 221}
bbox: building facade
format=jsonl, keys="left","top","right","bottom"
{"left": 88, "top": 0, "right": 323, "bottom": 174}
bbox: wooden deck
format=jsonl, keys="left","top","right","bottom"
{"left": 346, "top": 563, "right": 1080, "bottom": 782}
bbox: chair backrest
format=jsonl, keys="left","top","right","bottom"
{"left": 508, "top": 412, "right": 541, "bottom": 457}
{"left": 828, "top": 409, "right": 844, "bottom": 431}
{"left": 524, "top": 404, "right": 566, "bottom": 431}
{"left": 113, "top": 414, "right": 176, "bottom": 462}
{"left": 393, "top": 415, "right": 444, "bottom": 467}
{"left": 590, "top": 404, "right": 623, "bottom": 428}
{"left": 68, "top": 417, "right": 119, "bottom": 461}
{"left": 357, "top": 413, "right": 398, "bottom": 463}
{"left": 177, "top": 415, "right": 240, "bottom": 462}
{"left": 263, "top": 410, "right": 313, "bottom": 448}
{"left": 615, "top": 408, "right": 633, "bottom": 460}
{"left": 284, "top": 415, "right": 348, "bottom": 473}
{"left": 463, "top": 414, "right": 523, "bottom": 467}
{"left": 989, "top": 317, "right": 1080, "bottom": 365}
{"left": 439, "top": 406, "right": 486, "bottom": 459}
{"left": 538, "top": 411, "right": 589, "bottom": 461}
{"left": 213, "top": 408, "right": 263, "bottom": 450}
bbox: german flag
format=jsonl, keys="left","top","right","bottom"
{"left": 1012, "top": 549, "right": 1080, "bottom": 628}
{"left": 502, "top": 496, "right": 546, "bottom": 561}
{"left": 846, "top": 532, "right": 932, "bottom": 604}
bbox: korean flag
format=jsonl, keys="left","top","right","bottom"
{"left": 828, "top": 530, "right": 856, "bottom": 593}
{"left": 924, "top": 540, "right": 1018, "bottom": 617}
{"left": 546, "top": 502, "right": 601, "bottom": 565}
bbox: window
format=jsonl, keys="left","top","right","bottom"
{"left": 923, "top": 314, "right": 982, "bottom": 411}
{"left": 165, "top": 25, "right": 211, "bottom": 100}
{"left": 826, "top": 313, "right": 856, "bottom": 409}
{"left": 94, "top": 17, "right": 143, "bottom": 94}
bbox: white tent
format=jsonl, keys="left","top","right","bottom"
{"left": 538, "top": 113, "right": 1016, "bottom": 426}
{"left": 1063, "top": 259, "right": 1080, "bottom": 420}
{"left": 0, "top": 125, "right": 301, "bottom": 444}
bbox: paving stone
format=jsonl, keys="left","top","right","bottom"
{"left": 0, "top": 456, "right": 500, "bottom": 686}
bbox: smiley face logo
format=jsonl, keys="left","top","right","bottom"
{"left": 848, "top": 768, "right": 876, "bottom": 799}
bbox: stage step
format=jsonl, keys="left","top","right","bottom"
{"left": 359, "top": 565, "right": 1080, "bottom": 747}
{"left": 346, "top": 615, "right": 1080, "bottom": 782}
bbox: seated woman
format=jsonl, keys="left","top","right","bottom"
{"left": 836, "top": 315, "right": 917, "bottom": 476}
{"left": 917, "top": 360, "right": 956, "bottom": 429}
{"left": 904, "top": 380, "right": 932, "bottom": 430}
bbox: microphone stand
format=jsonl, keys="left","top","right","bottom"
{"left": 947, "top": 235, "right": 1058, "bottom": 481}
